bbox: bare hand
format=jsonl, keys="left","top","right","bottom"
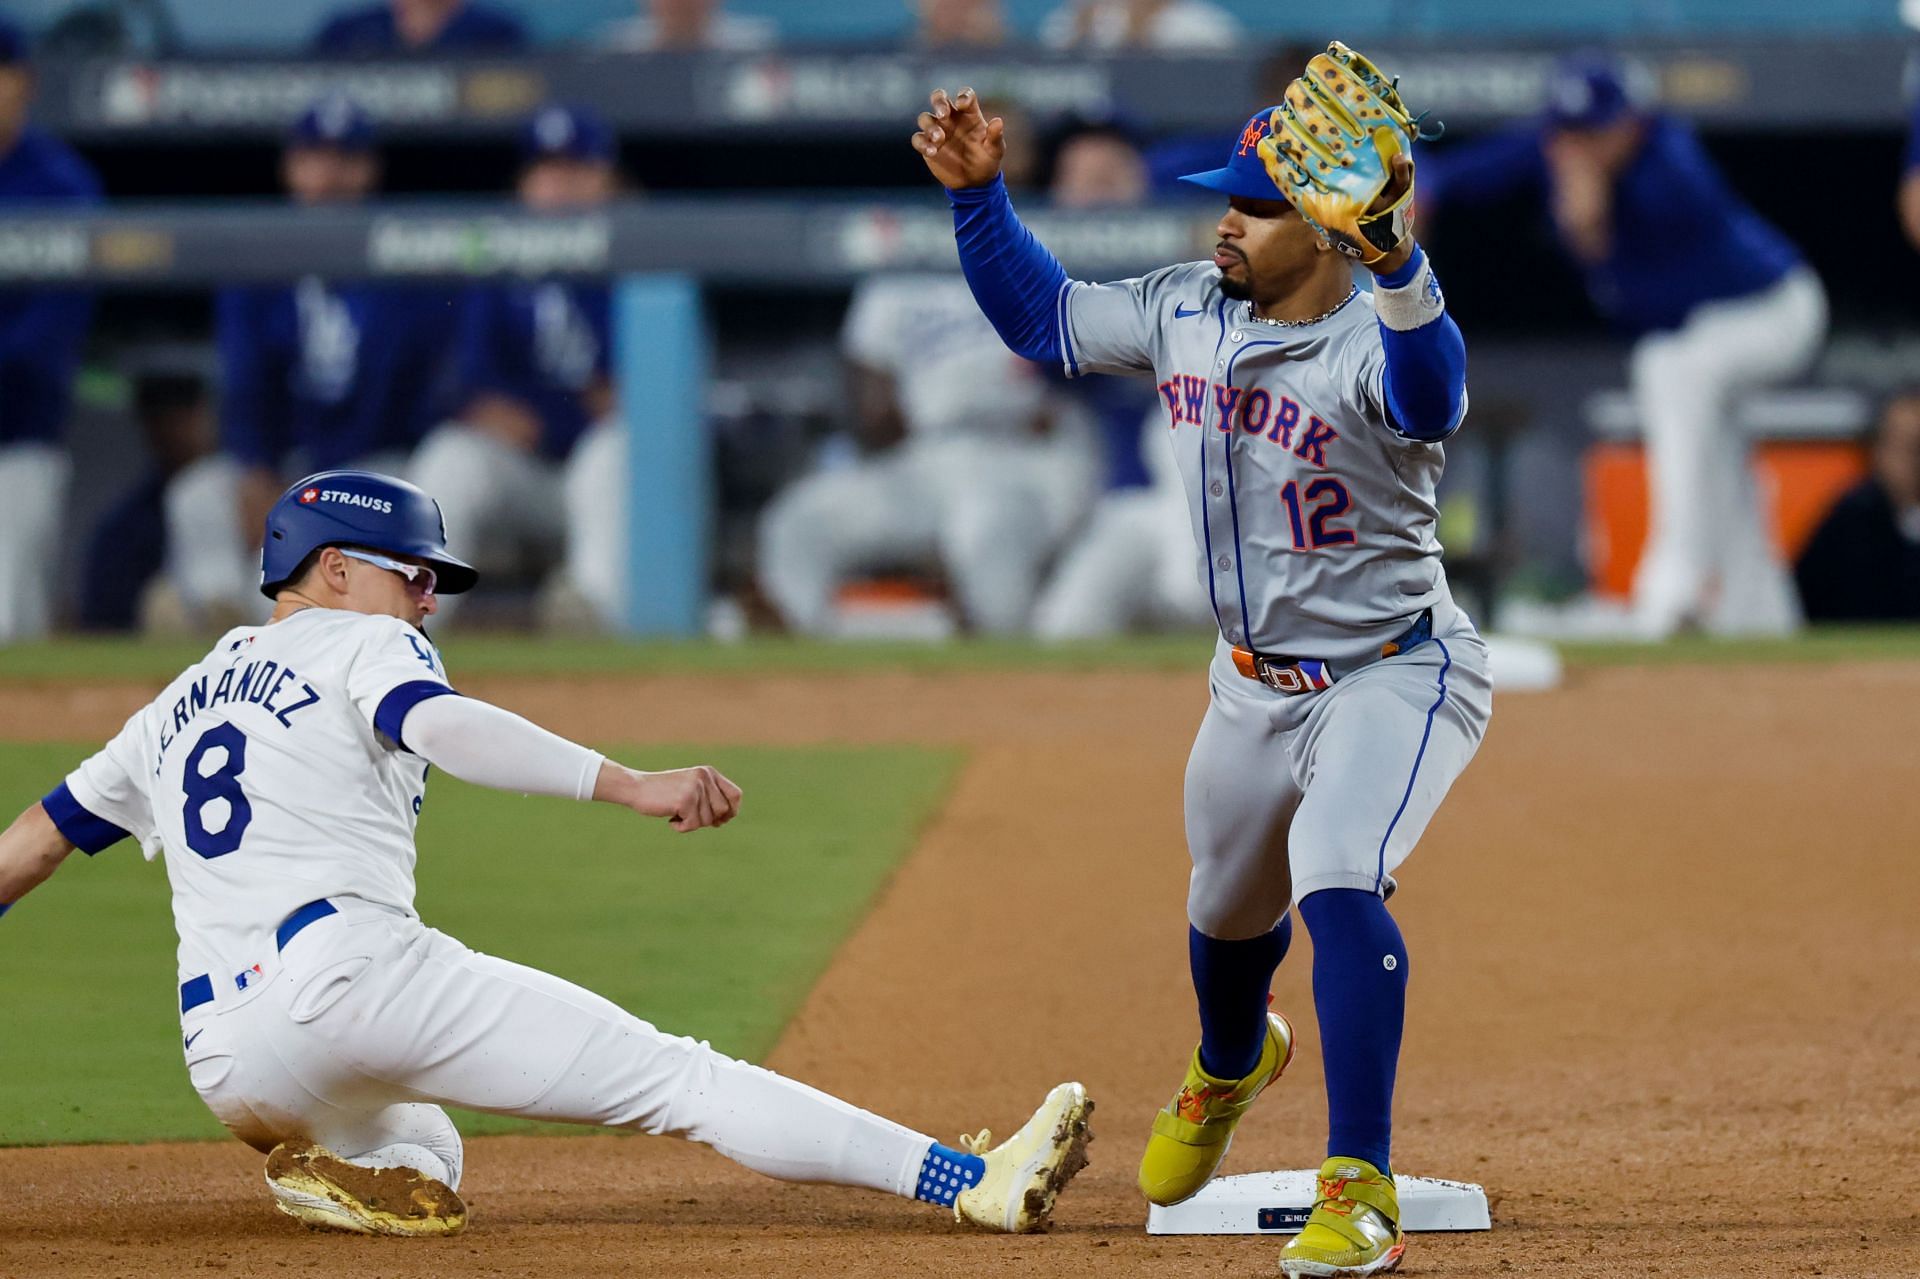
{"left": 606, "top": 764, "right": 743, "bottom": 833}
{"left": 912, "top": 87, "right": 1005, "bottom": 191}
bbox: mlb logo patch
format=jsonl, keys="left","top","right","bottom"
{"left": 234, "top": 963, "right": 264, "bottom": 991}
{"left": 299, "top": 488, "right": 320, "bottom": 504}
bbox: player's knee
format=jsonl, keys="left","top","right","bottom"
{"left": 1186, "top": 874, "right": 1291, "bottom": 941}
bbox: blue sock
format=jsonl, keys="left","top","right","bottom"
{"left": 1189, "top": 916, "right": 1293, "bottom": 1080}
{"left": 1298, "top": 888, "right": 1407, "bottom": 1175}
{"left": 913, "top": 1142, "right": 984, "bottom": 1207}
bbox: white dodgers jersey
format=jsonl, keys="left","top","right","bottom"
{"left": 51, "top": 609, "right": 454, "bottom": 989}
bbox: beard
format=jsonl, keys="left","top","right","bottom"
{"left": 1216, "top": 262, "right": 1252, "bottom": 301}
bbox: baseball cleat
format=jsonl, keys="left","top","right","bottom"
{"left": 1137, "top": 1009, "right": 1294, "bottom": 1206}
{"left": 952, "top": 1081, "right": 1094, "bottom": 1233}
{"left": 1278, "top": 1156, "right": 1405, "bottom": 1276}
{"left": 265, "top": 1138, "right": 468, "bottom": 1237}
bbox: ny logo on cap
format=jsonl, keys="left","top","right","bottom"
{"left": 1237, "top": 117, "right": 1270, "bottom": 156}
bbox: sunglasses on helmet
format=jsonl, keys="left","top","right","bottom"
{"left": 339, "top": 547, "right": 438, "bottom": 595}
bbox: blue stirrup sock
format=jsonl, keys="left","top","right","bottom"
{"left": 1189, "top": 915, "right": 1293, "bottom": 1080}
{"left": 913, "top": 1142, "right": 985, "bottom": 1207}
{"left": 1298, "top": 887, "right": 1408, "bottom": 1175}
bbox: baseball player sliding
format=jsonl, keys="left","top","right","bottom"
{"left": 917, "top": 45, "right": 1490, "bottom": 1276}
{"left": 0, "top": 470, "right": 1091, "bottom": 1238}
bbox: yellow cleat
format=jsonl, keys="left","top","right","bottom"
{"left": 1279, "top": 1156, "right": 1406, "bottom": 1276}
{"left": 952, "top": 1081, "right": 1095, "bottom": 1233}
{"left": 1137, "top": 1010, "right": 1294, "bottom": 1206}
{"left": 265, "top": 1138, "right": 468, "bottom": 1237}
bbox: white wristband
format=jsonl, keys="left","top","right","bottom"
{"left": 1373, "top": 253, "right": 1447, "bottom": 332}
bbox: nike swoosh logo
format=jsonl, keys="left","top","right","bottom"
{"left": 183, "top": 1030, "right": 203, "bottom": 1053}
{"left": 1174, "top": 304, "right": 1203, "bottom": 319}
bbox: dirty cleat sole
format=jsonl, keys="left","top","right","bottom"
{"left": 265, "top": 1138, "right": 467, "bottom": 1237}
{"left": 953, "top": 1082, "right": 1095, "bottom": 1233}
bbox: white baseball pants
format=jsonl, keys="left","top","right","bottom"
{"left": 184, "top": 898, "right": 935, "bottom": 1196}
{"left": 408, "top": 421, "right": 626, "bottom": 627}
{"left": 758, "top": 434, "right": 1095, "bottom": 636}
{"left": 0, "top": 443, "right": 67, "bottom": 642}
{"left": 1628, "top": 267, "right": 1828, "bottom": 638}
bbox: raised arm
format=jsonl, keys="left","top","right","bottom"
{"left": 0, "top": 803, "right": 77, "bottom": 917}
{"left": 1369, "top": 239, "right": 1468, "bottom": 442}
{"left": 913, "top": 88, "right": 1070, "bottom": 365}
{"left": 399, "top": 695, "right": 740, "bottom": 833}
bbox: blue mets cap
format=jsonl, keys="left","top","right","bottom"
{"left": 1544, "top": 52, "right": 1644, "bottom": 130}
{"left": 289, "top": 92, "right": 376, "bottom": 152}
{"left": 0, "top": 17, "right": 30, "bottom": 65}
{"left": 1179, "top": 108, "right": 1291, "bottom": 204}
{"left": 522, "top": 103, "right": 616, "bottom": 164}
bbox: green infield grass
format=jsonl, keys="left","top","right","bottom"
{"left": 3, "top": 625, "right": 1918, "bottom": 686}
{"left": 0, "top": 741, "right": 960, "bottom": 1146}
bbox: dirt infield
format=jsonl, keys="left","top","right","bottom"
{"left": 4, "top": 660, "right": 1918, "bottom": 1278}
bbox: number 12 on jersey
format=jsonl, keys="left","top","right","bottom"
{"left": 1279, "top": 478, "right": 1355, "bottom": 550}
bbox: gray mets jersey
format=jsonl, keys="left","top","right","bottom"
{"left": 1061, "top": 260, "right": 1457, "bottom": 663}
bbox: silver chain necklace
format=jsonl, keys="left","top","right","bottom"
{"left": 1247, "top": 286, "right": 1358, "bottom": 328}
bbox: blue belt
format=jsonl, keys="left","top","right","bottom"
{"left": 1231, "top": 608, "right": 1435, "bottom": 696}
{"left": 179, "top": 898, "right": 338, "bottom": 1015}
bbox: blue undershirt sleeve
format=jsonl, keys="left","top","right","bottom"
{"left": 948, "top": 176, "right": 1069, "bottom": 365}
{"left": 1371, "top": 246, "right": 1468, "bottom": 442}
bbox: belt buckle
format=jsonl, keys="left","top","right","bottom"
{"left": 1232, "top": 646, "right": 1330, "bottom": 695}
{"left": 1260, "top": 661, "right": 1312, "bottom": 694}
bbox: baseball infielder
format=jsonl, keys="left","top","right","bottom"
{"left": 917, "top": 46, "right": 1490, "bottom": 1276}
{"left": 0, "top": 469, "right": 1091, "bottom": 1237}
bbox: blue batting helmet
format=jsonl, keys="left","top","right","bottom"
{"left": 260, "top": 470, "right": 478, "bottom": 599}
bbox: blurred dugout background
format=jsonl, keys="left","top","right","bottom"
{"left": 3, "top": 0, "right": 1920, "bottom": 645}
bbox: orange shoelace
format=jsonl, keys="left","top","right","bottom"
{"left": 1173, "top": 1083, "right": 1227, "bottom": 1124}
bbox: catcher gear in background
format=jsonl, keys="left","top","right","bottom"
{"left": 260, "top": 469, "right": 479, "bottom": 598}
{"left": 1261, "top": 41, "right": 1439, "bottom": 264}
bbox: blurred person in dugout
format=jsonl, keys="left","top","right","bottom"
{"left": 1424, "top": 51, "right": 1827, "bottom": 639}
{"left": 1041, "top": 0, "right": 1239, "bottom": 51}
{"left": 410, "top": 103, "right": 626, "bottom": 629}
{"left": 312, "top": 0, "right": 527, "bottom": 53}
{"left": 1030, "top": 113, "right": 1211, "bottom": 639}
{"left": 166, "top": 94, "right": 459, "bottom": 627}
{"left": 601, "top": 0, "right": 776, "bottom": 51}
{"left": 79, "top": 369, "right": 215, "bottom": 631}
{"left": 0, "top": 17, "right": 101, "bottom": 643}
{"left": 756, "top": 100, "right": 1096, "bottom": 637}
{"left": 1899, "top": 74, "right": 1920, "bottom": 254}
{"left": 913, "top": 0, "right": 1007, "bottom": 48}
{"left": 1794, "top": 390, "right": 1920, "bottom": 622}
